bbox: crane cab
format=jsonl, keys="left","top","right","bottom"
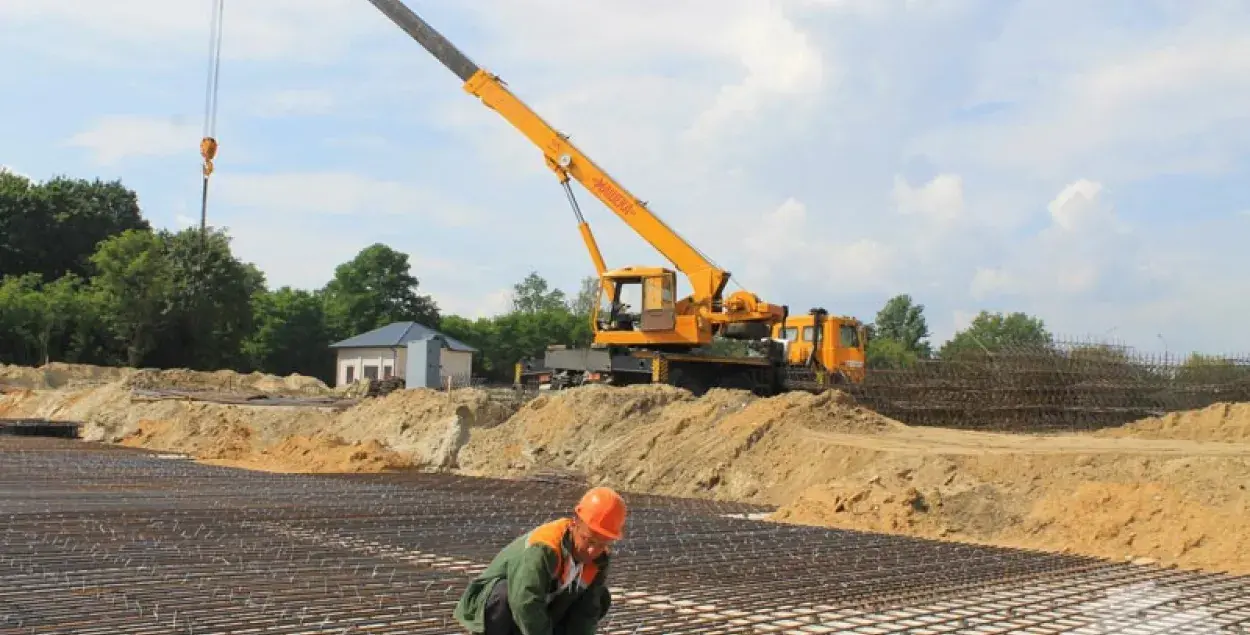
{"left": 592, "top": 266, "right": 710, "bottom": 347}
{"left": 772, "top": 310, "right": 867, "bottom": 383}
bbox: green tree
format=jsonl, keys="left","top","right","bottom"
{"left": 569, "top": 276, "right": 600, "bottom": 316}
{"left": 243, "top": 286, "right": 334, "bottom": 380}
{"left": 0, "top": 172, "right": 149, "bottom": 282}
{"left": 145, "top": 228, "right": 266, "bottom": 370}
{"left": 871, "top": 294, "right": 932, "bottom": 357}
{"left": 0, "top": 171, "right": 50, "bottom": 278}
{"left": 322, "top": 243, "right": 439, "bottom": 339}
{"left": 439, "top": 296, "right": 590, "bottom": 381}
{"left": 939, "top": 310, "right": 1052, "bottom": 360}
{"left": 88, "top": 229, "right": 173, "bottom": 366}
{"left": 866, "top": 337, "right": 920, "bottom": 369}
{"left": 41, "top": 176, "right": 150, "bottom": 279}
{"left": 30, "top": 274, "right": 89, "bottom": 365}
{"left": 511, "top": 271, "right": 568, "bottom": 314}
{"left": 0, "top": 274, "right": 46, "bottom": 365}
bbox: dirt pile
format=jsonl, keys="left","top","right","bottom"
{"left": 0, "top": 362, "right": 134, "bottom": 389}
{"left": 769, "top": 448, "right": 1250, "bottom": 574}
{"left": 203, "top": 434, "right": 415, "bottom": 473}
{"left": 0, "top": 377, "right": 518, "bottom": 474}
{"left": 1095, "top": 402, "right": 1250, "bottom": 443}
{"left": 0, "top": 361, "right": 330, "bottom": 396}
{"left": 458, "top": 385, "right": 901, "bottom": 503}
{"left": 1004, "top": 481, "right": 1248, "bottom": 572}
{"left": 122, "top": 368, "right": 330, "bottom": 396}
{"left": 329, "top": 387, "right": 518, "bottom": 468}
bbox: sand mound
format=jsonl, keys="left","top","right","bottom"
{"left": 0, "top": 362, "right": 134, "bottom": 389}
{"left": 328, "top": 387, "right": 521, "bottom": 469}
{"left": 0, "top": 361, "right": 330, "bottom": 396}
{"left": 768, "top": 448, "right": 1250, "bottom": 574}
{"left": 769, "top": 453, "right": 1025, "bottom": 541}
{"left": 205, "top": 434, "right": 414, "bottom": 473}
{"left": 1003, "top": 482, "right": 1249, "bottom": 572}
{"left": 458, "top": 385, "right": 901, "bottom": 503}
{"left": 122, "top": 368, "right": 330, "bottom": 396}
{"left": 1096, "top": 402, "right": 1250, "bottom": 442}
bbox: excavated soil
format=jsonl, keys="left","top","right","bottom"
{"left": 1094, "top": 402, "right": 1250, "bottom": 443}
{"left": 1, "top": 361, "right": 330, "bottom": 395}
{"left": 2, "top": 361, "right": 1249, "bottom": 575}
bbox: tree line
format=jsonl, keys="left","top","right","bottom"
{"left": 0, "top": 171, "right": 609, "bottom": 383}
{"left": 2, "top": 171, "right": 1239, "bottom": 386}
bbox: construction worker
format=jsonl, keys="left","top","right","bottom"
{"left": 453, "top": 486, "right": 627, "bottom": 635}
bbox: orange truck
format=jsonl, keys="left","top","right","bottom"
{"left": 771, "top": 309, "right": 868, "bottom": 386}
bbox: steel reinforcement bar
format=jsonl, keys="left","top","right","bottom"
{"left": 1, "top": 437, "right": 1248, "bottom": 634}
{"left": 847, "top": 339, "right": 1250, "bottom": 433}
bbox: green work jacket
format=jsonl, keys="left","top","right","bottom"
{"left": 453, "top": 517, "right": 612, "bottom": 635}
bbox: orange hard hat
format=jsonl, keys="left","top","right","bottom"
{"left": 575, "top": 486, "right": 627, "bottom": 540}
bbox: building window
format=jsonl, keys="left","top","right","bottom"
{"left": 345, "top": 365, "right": 355, "bottom": 384}
{"left": 383, "top": 364, "right": 393, "bottom": 379}
{"left": 364, "top": 365, "right": 379, "bottom": 380}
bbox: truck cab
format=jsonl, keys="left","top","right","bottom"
{"left": 770, "top": 311, "right": 867, "bottom": 383}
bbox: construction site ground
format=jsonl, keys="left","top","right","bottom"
{"left": 3, "top": 361, "right": 1250, "bottom": 632}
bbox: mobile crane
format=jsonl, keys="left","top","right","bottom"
{"left": 364, "top": 0, "right": 846, "bottom": 395}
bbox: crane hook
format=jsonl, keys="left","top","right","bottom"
{"left": 200, "top": 136, "right": 218, "bottom": 178}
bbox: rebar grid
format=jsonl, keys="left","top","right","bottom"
{"left": 848, "top": 338, "right": 1250, "bottom": 432}
{"left": 2, "top": 438, "right": 1248, "bottom": 634}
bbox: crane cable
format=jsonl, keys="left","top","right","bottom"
{"left": 199, "top": 0, "right": 225, "bottom": 245}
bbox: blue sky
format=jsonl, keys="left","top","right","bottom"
{"left": 2, "top": 0, "right": 1248, "bottom": 356}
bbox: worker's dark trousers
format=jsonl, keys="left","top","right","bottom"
{"left": 482, "top": 579, "right": 572, "bottom": 635}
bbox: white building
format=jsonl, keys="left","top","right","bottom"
{"left": 329, "top": 321, "right": 477, "bottom": 388}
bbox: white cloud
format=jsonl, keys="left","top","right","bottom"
{"left": 0, "top": 0, "right": 388, "bottom": 63}
{"left": 982, "top": 178, "right": 1130, "bottom": 302}
{"left": 451, "top": 1, "right": 831, "bottom": 155}
{"left": 892, "top": 174, "right": 964, "bottom": 223}
{"left": 64, "top": 115, "right": 199, "bottom": 165}
{"left": 1045, "top": 178, "right": 1124, "bottom": 234}
{"left": 745, "top": 197, "right": 896, "bottom": 296}
{"left": 915, "top": 11, "right": 1250, "bottom": 180}
{"left": 251, "top": 89, "right": 336, "bottom": 117}
{"left": 214, "top": 172, "right": 479, "bottom": 226}
{"left": 433, "top": 288, "right": 514, "bottom": 319}
{"left": 684, "top": 3, "right": 829, "bottom": 141}
{"left": 831, "top": 238, "right": 896, "bottom": 284}
{"left": 969, "top": 267, "right": 1016, "bottom": 300}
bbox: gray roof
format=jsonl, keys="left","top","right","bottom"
{"left": 329, "top": 321, "right": 477, "bottom": 353}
